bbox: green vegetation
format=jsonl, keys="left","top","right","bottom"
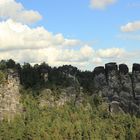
{"left": 0, "top": 71, "right": 5, "bottom": 84}
{"left": 0, "top": 59, "right": 93, "bottom": 92}
{"left": 0, "top": 59, "right": 140, "bottom": 139}
{"left": 0, "top": 89, "right": 140, "bottom": 140}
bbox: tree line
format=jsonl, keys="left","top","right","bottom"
{"left": 0, "top": 59, "right": 94, "bottom": 92}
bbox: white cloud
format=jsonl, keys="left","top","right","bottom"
{"left": 121, "top": 21, "right": 140, "bottom": 32}
{"left": 0, "top": 19, "right": 94, "bottom": 69}
{"left": 0, "top": 0, "right": 42, "bottom": 24}
{"left": 0, "top": 19, "right": 80, "bottom": 51}
{"left": 92, "top": 57, "right": 103, "bottom": 65}
{"left": 0, "top": 19, "right": 137, "bottom": 70}
{"left": 97, "top": 48, "right": 125, "bottom": 58}
{"left": 80, "top": 45, "right": 95, "bottom": 57}
{"left": 0, "top": 0, "right": 137, "bottom": 70}
{"left": 90, "top": 0, "right": 116, "bottom": 9}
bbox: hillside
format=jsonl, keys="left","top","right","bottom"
{"left": 0, "top": 59, "right": 140, "bottom": 139}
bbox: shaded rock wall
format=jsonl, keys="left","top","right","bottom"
{"left": 93, "top": 63, "right": 140, "bottom": 115}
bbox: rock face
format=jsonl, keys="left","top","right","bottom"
{"left": 39, "top": 87, "right": 83, "bottom": 108}
{"left": 0, "top": 69, "right": 21, "bottom": 121}
{"left": 39, "top": 74, "right": 83, "bottom": 107}
{"left": 93, "top": 66, "right": 108, "bottom": 97}
{"left": 132, "top": 64, "right": 140, "bottom": 99}
{"left": 93, "top": 63, "right": 140, "bottom": 116}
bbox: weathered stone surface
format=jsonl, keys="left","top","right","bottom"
{"left": 119, "top": 64, "right": 129, "bottom": 74}
{"left": 109, "top": 101, "right": 124, "bottom": 114}
{"left": 93, "top": 66, "right": 105, "bottom": 75}
{"left": 133, "top": 63, "right": 140, "bottom": 72}
{"left": 93, "top": 73, "right": 107, "bottom": 88}
{"left": 39, "top": 87, "right": 83, "bottom": 107}
{"left": 93, "top": 63, "right": 140, "bottom": 116}
{"left": 93, "top": 68, "right": 108, "bottom": 98}
{"left": 38, "top": 71, "right": 84, "bottom": 107}
{"left": 132, "top": 64, "right": 140, "bottom": 100}
{"left": 1, "top": 63, "right": 140, "bottom": 117}
{"left": 0, "top": 69, "right": 21, "bottom": 121}
{"left": 106, "top": 63, "right": 120, "bottom": 97}
{"left": 105, "top": 62, "right": 118, "bottom": 72}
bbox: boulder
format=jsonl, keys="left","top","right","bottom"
{"left": 109, "top": 101, "right": 124, "bottom": 114}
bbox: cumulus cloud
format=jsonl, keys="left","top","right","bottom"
{"left": 0, "top": 47, "right": 94, "bottom": 70}
{"left": 97, "top": 48, "right": 125, "bottom": 58}
{"left": 90, "top": 0, "right": 116, "bottom": 9}
{"left": 80, "top": 45, "right": 95, "bottom": 57}
{"left": 0, "top": 0, "right": 42, "bottom": 24}
{"left": 0, "top": 0, "right": 137, "bottom": 70}
{"left": 0, "top": 19, "right": 136, "bottom": 70}
{"left": 0, "top": 19, "right": 80, "bottom": 51}
{"left": 121, "top": 21, "right": 140, "bottom": 32}
{"left": 0, "top": 19, "right": 94, "bottom": 69}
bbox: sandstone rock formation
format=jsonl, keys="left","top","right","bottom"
{"left": 0, "top": 69, "right": 21, "bottom": 121}
{"left": 39, "top": 73, "right": 83, "bottom": 107}
{"left": 93, "top": 63, "right": 140, "bottom": 116}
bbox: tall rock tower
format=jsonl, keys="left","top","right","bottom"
{"left": 0, "top": 69, "right": 21, "bottom": 121}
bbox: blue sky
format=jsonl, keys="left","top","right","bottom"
{"left": 16, "top": 0, "right": 140, "bottom": 50}
{"left": 0, "top": 0, "right": 140, "bottom": 70}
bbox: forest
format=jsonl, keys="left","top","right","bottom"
{"left": 0, "top": 59, "right": 140, "bottom": 140}
{"left": 0, "top": 59, "right": 94, "bottom": 93}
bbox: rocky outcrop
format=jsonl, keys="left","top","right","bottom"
{"left": 93, "top": 63, "right": 140, "bottom": 116}
{"left": 132, "top": 64, "right": 140, "bottom": 99}
{"left": 39, "top": 87, "right": 83, "bottom": 108}
{"left": 106, "top": 63, "right": 121, "bottom": 100}
{"left": 93, "top": 66, "right": 108, "bottom": 97}
{"left": 39, "top": 74, "right": 83, "bottom": 107}
{"left": 0, "top": 69, "right": 21, "bottom": 121}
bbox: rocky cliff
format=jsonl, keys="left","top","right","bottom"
{"left": 93, "top": 63, "right": 140, "bottom": 116}
{"left": 1, "top": 63, "right": 140, "bottom": 120}
{"left": 0, "top": 69, "right": 21, "bottom": 121}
